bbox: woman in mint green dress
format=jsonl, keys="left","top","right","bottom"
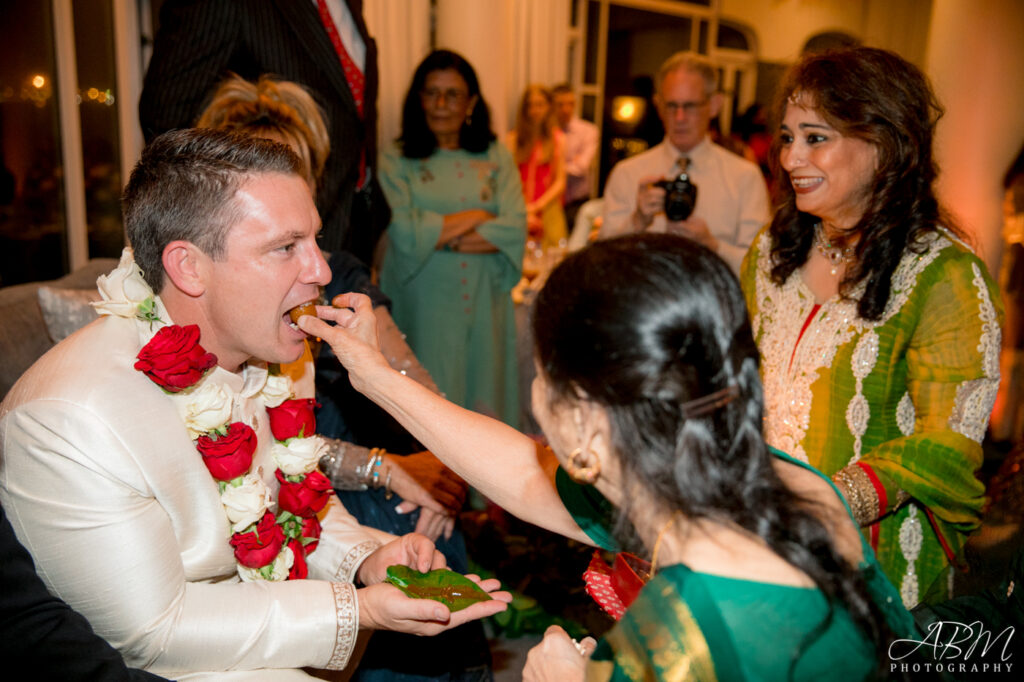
{"left": 307, "top": 234, "right": 919, "bottom": 680}
{"left": 378, "top": 50, "right": 526, "bottom": 427}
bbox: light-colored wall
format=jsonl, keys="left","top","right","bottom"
{"left": 721, "top": 0, "right": 932, "bottom": 66}
{"left": 926, "top": 0, "right": 1024, "bottom": 274}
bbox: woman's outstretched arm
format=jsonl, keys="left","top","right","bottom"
{"left": 298, "top": 294, "right": 590, "bottom": 544}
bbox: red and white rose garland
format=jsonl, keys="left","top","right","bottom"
{"left": 94, "top": 249, "right": 329, "bottom": 582}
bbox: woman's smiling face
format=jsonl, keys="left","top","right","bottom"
{"left": 778, "top": 103, "right": 879, "bottom": 230}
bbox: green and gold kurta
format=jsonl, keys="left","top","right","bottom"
{"left": 379, "top": 142, "right": 527, "bottom": 428}
{"left": 741, "top": 228, "right": 1002, "bottom": 607}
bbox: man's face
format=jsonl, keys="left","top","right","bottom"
{"left": 655, "top": 68, "right": 719, "bottom": 153}
{"left": 199, "top": 172, "right": 329, "bottom": 371}
{"left": 553, "top": 92, "right": 576, "bottom": 128}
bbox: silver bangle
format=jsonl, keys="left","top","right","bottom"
{"left": 319, "top": 438, "right": 370, "bottom": 491}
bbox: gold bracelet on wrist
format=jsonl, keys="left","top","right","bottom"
{"left": 833, "top": 465, "right": 880, "bottom": 526}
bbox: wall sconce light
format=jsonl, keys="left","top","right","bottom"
{"left": 611, "top": 96, "right": 645, "bottom": 125}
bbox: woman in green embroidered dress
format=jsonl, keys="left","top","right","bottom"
{"left": 304, "top": 234, "right": 919, "bottom": 681}
{"left": 740, "top": 47, "right": 1002, "bottom": 608}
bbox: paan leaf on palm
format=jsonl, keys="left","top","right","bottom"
{"left": 385, "top": 565, "right": 493, "bottom": 611}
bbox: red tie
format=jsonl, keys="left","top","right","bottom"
{"left": 316, "top": 0, "right": 366, "bottom": 186}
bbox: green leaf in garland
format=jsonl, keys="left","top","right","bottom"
{"left": 135, "top": 296, "right": 164, "bottom": 327}
{"left": 384, "top": 565, "right": 492, "bottom": 612}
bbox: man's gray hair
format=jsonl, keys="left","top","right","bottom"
{"left": 657, "top": 52, "right": 719, "bottom": 97}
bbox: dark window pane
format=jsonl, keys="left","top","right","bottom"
{"left": 584, "top": 1, "right": 600, "bottom": 84}
{"left": 717, "top": 23, "right": 749, "bottom": 51}
{"left": 581, "top": 94, "right": 597, "bottom": 122}
{"left": 74, "top": 0, "right": 124, "bottom": 259}
{"left": 0, "top": 3, "right": 67, "bottom": 285}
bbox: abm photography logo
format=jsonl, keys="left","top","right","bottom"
{"left": 889, "top": 620, "right": 1016, "bottom": 676}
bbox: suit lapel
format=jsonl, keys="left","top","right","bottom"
{"left": 272, "top": 0, "right": 356, "bottom": 111}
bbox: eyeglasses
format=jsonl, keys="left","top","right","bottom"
{"left": 661, "top": 99, "right": 710, "bottom": 116}
{"left": 420, "top": 88, "right": 469, "bottom": 106}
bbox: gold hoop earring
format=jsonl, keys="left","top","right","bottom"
{"left": 567, "top": 447, "right": 600, "bottom": 484}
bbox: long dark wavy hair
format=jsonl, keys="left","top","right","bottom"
{"left": 397, "top": 49, "right": 496, "bottom": 159}
{"left": 769, "top": 47, "right": 960, "bottom": 321}
{"left": 534, "top": 234, "right": 896, "bottom": 677}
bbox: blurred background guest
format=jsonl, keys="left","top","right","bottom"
{"left": 138, "top": 0, "right": 389, "bottom": 266}
{"left": 197, "top": 73, "right": 484, "bottom": 682}
{"left": 507, "top": 84, "right": 568, "bottom": 248}
{"left": 741, "top": 46, "right": 1002, "bottom": 607}
{"left": 599, "top": 52, "right": 769, "bottom": 274}
{"left": 991, "top": 144, "right": 1024, "bottom": 444}
{"left": 551, "top": 84, "right": 598, "bottom": 231}
{"left": 378, "top": 49, "right": 526, "bottom": 432}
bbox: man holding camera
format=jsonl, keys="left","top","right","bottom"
{"left": 600, "top": 52, "right": 768, "bottom": 273}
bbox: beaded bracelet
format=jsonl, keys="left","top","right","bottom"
{"left": 362, "top": 447, "right": 385, "bottom": 489}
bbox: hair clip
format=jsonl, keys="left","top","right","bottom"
{"left": 680, "top": 384, "right": 740, "bottom": 419}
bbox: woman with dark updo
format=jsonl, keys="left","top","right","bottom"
{"left": 301, "top": 234, "right": 917, "bottom": 680}
{"left": 740, "top": 47, "right": 1002, "bottom": 608}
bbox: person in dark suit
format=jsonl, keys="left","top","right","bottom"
{"left": 139, "top": 0, "right": 390, "bottom": 265}
{"left": 0, "top": 503, "right": 169, "bottom": 682}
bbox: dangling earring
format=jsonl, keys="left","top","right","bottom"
{"left": 567, "top": 444, "right": 601, "bottom": 484}
{"left": 464, "top": 104, "right": 474, "bottom": 127}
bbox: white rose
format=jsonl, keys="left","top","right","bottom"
{"left": 272, "top": 435, "right": 327, "bottom": 476}
{"left": 93, "top": 248, "right": 155, "bottom": 318}
{"left": 179, "top": 381, "right": 233, "bottom": 439}
{"left": 261, "top": 374, "right": 293, "bottom": 408}
{"left": 220, "top": 472, "right": 273, "bottom": 532}
{"left": 237, "top": 545, "right": 294, "bottom": 582}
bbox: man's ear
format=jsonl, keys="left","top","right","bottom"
{"left": 708, "top": 92, "right": 724, "bottom": 119}
{"left": 161, "top": 241, "right": 207, "bottom": 297}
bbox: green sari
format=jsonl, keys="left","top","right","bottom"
{"left": 557, "top": 449, "right": 917, "bottom": 681}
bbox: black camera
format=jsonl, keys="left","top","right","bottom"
{"left": 653, "top": 172, "right": 698, "bottom": 222}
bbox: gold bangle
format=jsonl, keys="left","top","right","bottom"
{"left": 833, "top": 465, "right": 880, "bottom": 526}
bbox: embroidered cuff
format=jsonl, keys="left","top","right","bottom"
{"left": 833, "top": 465, "right": 880, "bottom": 525}
{"left": 326, "top": 582, "right": 358, "bottom": 670}
{"left": 335, "top": 539, "right": 382, "bottom": 583}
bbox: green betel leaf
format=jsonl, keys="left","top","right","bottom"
{"left": 385, "top": 565, "right": 492, "bottom": 612}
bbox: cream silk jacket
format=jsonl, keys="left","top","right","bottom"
{"left": 0, "top": 310, "right": 393, "bottom": 679}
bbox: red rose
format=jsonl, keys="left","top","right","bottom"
{"left": 229, "top": 510, "right": 285, "bottom": 568}
{"left": 301, "top": 516, "right": 321, "bottom": 554}
{"left": 276, "top": 469, "right": 332, "bottom": 518}
{"left": 196, "top": 422, "right": 256, "bottom": 481}
{"left": 134, "top": 324, "right": 217, "bottom": 392}
{"left": 287, "top": 539, "right": 308, "bottom": 580}
{"left": 266, "top": 398, "right": 317, "bottom": 441}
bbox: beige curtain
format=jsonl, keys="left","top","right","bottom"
{"left": 505, "top": 0, "right": 571, "bottom": 130}
{"left": 364, "top": 0, "right": 431, "bottom": 152}
{"left": 369, "top": 0, "right": 570, "bottom": 148}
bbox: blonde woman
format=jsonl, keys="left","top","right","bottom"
{"left": 507, "top": 84, "right": 568, "bottom": 248}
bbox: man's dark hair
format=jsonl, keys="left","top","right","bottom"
{"left": 122, "top": 128, "right": 302, "bottom": 291}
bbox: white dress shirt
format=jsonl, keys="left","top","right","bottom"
{"left": 561, "top": 117, "right": 599, "bottom": 203}
{"left": 600, "top": 136, "right": 769, "bottom": 273}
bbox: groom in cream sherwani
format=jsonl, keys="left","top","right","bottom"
{"left": 0, "top": 129, "right": 507, "bottom": 680}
